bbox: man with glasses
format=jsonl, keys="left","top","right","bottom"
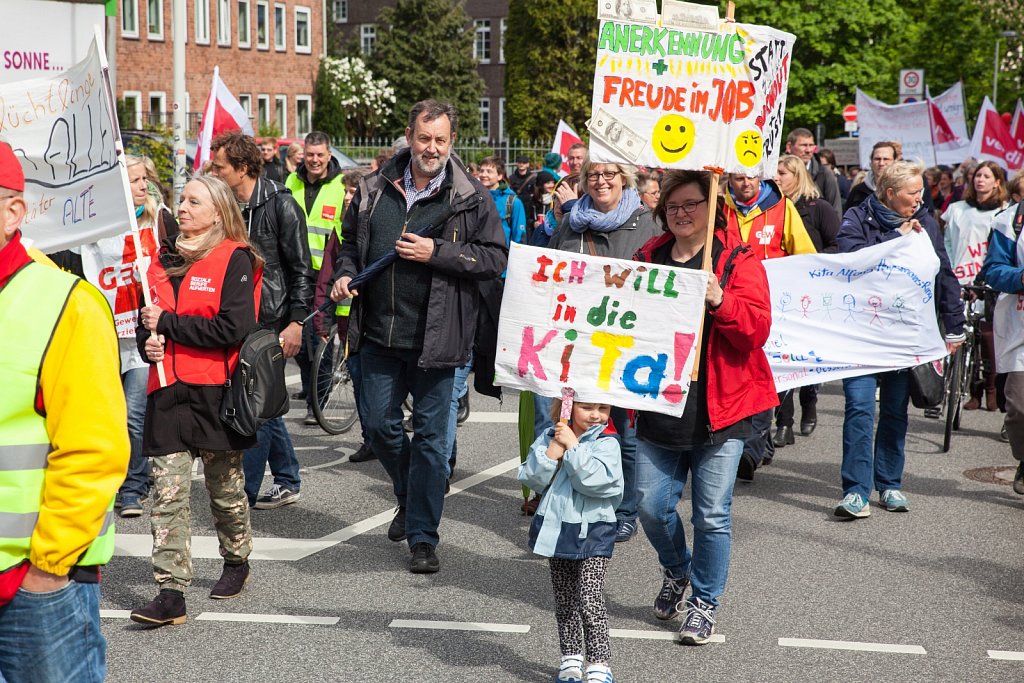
{"left": 786, "top": 128, "right": 842, "bottom": 219}
{"left": 638, "top": 172, "right": 661, "bottom": 211}
{"left": 846, "top": 140, "right": 901, "bottom": 211}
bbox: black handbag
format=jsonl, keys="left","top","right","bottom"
{"left": 908, "top": 357, "right": 946, "bottom": 409}
{"left": 220, "top": 328, "right": 289, "bottom": 436}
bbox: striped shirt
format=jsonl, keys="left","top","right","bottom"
{"left": 402, "top": 161, "right": 447, "bottom": 212}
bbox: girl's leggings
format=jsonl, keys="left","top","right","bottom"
{"left": 549, "top": 557, "right": 611, "bottom": 663}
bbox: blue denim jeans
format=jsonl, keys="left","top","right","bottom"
{"left": 532, "top": 391, "right": 554, "bottom": 439}
{"left": 0, "top": 580, "right": 105, "bottom": 682}
{"left": 360, "top": 341, "right": 455, "bottom": 548}
{"left": 635, "top": 438, "right": 744, "bottom": 607}
{"left": 445, "top": 352, "right": 473, "bottom": 474}
{"left": 610, "top": 406, "right": 637, "bottom": 523}
{"left": 841, "top": 371, "right": 911, "bottom": 499}
{"left": 743, "top": 408, "right": 774, "bottom": 466}
{"left": 242, "top": 416, "right": 302, "bottom": 505}
{"left": 346, "top": 352, "right": 369, "bottom": 443}
{"left": 119, "top": 366, "right": 150, "bottom": 498}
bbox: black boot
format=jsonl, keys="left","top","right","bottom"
{"left": 800, "top": 405, "right": 817, "bottom": 436}
{"left": 210, "top": 561, "right": 250, "bottom": 599}
{"left": 130, "top": 589, "right": 186, "bottom": 627}
{"left": 773, "top": 425, "right": 795, "bottom": 447}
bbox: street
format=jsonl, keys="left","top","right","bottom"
{"left": 100, "top": 377, "right": 1022, "bottom": 682}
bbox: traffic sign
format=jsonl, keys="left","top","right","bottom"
{"left": 842, "top": 104, "right": 857, "bottom": 122}
{"left": 899, "top": 69, "right": 925, "bottom": 98}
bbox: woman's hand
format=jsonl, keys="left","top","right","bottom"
{"left": 145, "top": 334, "right": 165, "bottom": 362}
{"left": 898, "top": 219, "right": 923, "bottom": 235}
{"left": 706, "top": 276, "right": 724, "bottom": 309}
{"left": 140, "top": 305, "right": 163, "bottom": 332}
{"left": 552, "top": 422, "right": 579, "bottom": 450}
{"left": 946, "top": 339, "right": 963, "bottom": 354}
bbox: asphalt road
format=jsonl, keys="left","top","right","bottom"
{"left": 100, "top": 377, "right": 1023, "bottom": 682}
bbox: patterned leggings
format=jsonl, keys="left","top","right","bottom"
{"left": 549, "top": 557, "right": 611, "bottom": 664}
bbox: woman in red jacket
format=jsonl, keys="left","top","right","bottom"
{"left": 632, "top": 170, "right": 777, "bottom": 645}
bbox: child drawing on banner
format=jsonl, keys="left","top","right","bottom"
{"left": 518, "top": 399, "right": 623, "bottom": 683}
{"left": 890, "top": 295, "right": 913, "bottom": 325}
{"left": 821, "top": 293, "right": 836, "bottom": 321}
{"left": 777, "top": 291, "right": 793, "bottom": 319}
{"left": 799, "top": 294, "right": 815, "bottom": 318}
{"left": 866, "top": 295, "right": 885, "bottom": 326}
{"left": 843, "top": 294, "right": 857, "bottom": 322}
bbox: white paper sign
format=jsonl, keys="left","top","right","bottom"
{"left": 762, "top": 232, "right": 948, "bottom": 391}
{"left": 495, "top": 243, "right": 709, "bottom": 416}
{"left": 0, "top": 0, "right": 102, "bottom": 84}
{"left": 80, "top": 227, "right": 159, "bottom": 338}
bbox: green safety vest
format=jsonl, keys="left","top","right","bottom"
{"left": 285, "top": 171, "right": 350, "bottom": 316}
{"left": 0, "top": 262, "right": 116, "bottom": 572}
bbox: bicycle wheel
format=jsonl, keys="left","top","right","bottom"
{"left": 311, "top": 333, "right": 358, "bottom": 435}
{"left": 943, "top": 347, "right": 964, "bottom": 452}
{"left": 955, "top": 338, "right": 982, "bottom": 431}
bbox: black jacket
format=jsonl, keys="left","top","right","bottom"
{"left": 337, "top": 149, "right": 508, "bottom": 368}
{"left": 795, "top": 196, "right": 840, "bottom": 253}
{"left": 242, "top": 176, "right": 315, "bottom": 329}
{"left": 262, "top": 157, "right": 285, "bottom": 184}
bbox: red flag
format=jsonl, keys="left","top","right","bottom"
{"left": 194, "top": 67, "right": 255, "bottom": 171}
{"left": 551, "top": 120, "right": 583, "bottom": 175}
{"left": 928, "top": 100, "right": 959, "bottom": 145}
{"left": 969, "top": 96, "right": 1023, "bottom": 171}
{"left": 1010, "top": 99, "right": 1024, "bottom": 155}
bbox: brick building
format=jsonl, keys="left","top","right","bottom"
{"left": 114, "top": 0, "right": 326, "bottom": 137}
{"left": 329, "top": 0, "right": 508, "bottom": 141}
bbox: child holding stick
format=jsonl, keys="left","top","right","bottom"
{"left": 518, "top": 393, "right": 623, "bottom": 683}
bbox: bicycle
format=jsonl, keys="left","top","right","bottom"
{"left": 941, "top": 285, "right": 988, "bottom": 452}
{"left": 310, "top": 328, "right": 359, "bottom": 435}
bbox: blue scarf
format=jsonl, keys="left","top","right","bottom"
{"left": 867, "top": 194, "right": 908, "bottom": 232}
{"left": 730, "top": 180, "right": 773, "bottom": 217}
{"left": 569, "top": 188, "right": 642, "bottom": 233}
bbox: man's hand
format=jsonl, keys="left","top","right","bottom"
{"left": 140, "top": 305, "right": 163, "bottom": 332}
{"left": 21, "top": 565, "right": 69, "bottom": 593}
{"left": 395, "top": 233, "right": 435, "bottom": 263}
{"left": 330, "top": 276, "right": 356, "bottom": 302}
{"left": 279, "top": 321, "right": 302, "bottom": 359}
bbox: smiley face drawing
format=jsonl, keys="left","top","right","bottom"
{"left": 651, "top": 114, "right": 695, "bottom": 164}
{"left": 735, "top": 130, "right": 763, "bottom": 167}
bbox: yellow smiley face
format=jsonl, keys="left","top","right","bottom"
{"left": 651, "top": 114, "right": 696, "bottom": 164}
{"left": 735, "top": 130, "right": 764, "bottom": 167}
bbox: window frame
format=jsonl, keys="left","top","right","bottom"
{"left": 147, "top": 0, "right": 164, "bottom": 41}
{"left": 216, "top": 0, "right": 231, "bottom": 46}
{"left": 360, "top": 23, "right": 376, "bottom": 56}
{"left": 194, "top": 0, "right": 210, "bottom": 44}
{"left": 474, "top": 19, "right": 491, "bottom": 64}
{"left": 257, "top": 94, "right": 271, "bottom": 129}
{"left": 294, "top": 6, "right": 312, "bottom": 54}
{"left": 123, "top": 91, "right": 143, "bottom": 129}
{"left": 122, "top": 0, "right": 139, "bottom": 38}
{"left": 237, "top": 0, "right": 252, "bottom": 48}
{"left": 479, "top": 97, "right": 490, "bottom": 142}
{"left": 295, "top": 95, "right": 312, "bottom": 137}
{"left": 148, "top": 91, "right": 167, "bottom": 127}
{"left": 500, "top": 18, "right": 506, "bottom": 64}
{"left": 238, "top": 93, "right": 252, "bottom": 118}
{"left": 255, "top": 0, "right": 269, "bottom": 49}
{"left": 275, "top": 95, "right": 288, "bottom": 137}
{"left": 332, "top": 0, "right": 348, "bottom": 23}
{"left": 273, "top": 3, "right": 286, "bottom": 51}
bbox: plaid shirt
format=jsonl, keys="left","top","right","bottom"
{"left": 402, "top": 162, "right": 447, "bottom": 212}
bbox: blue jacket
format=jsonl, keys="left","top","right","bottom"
{"left": 518, "top": 424, "right": 623, "bottom": 559}
{"left": 489, "top": 185, "right": 527, "bottom": 246}
{"left": 982, "top": 203, "right": 1024, "bottom": 372}
{"left": 982, "top": 203, "right": 1023, "bottom": 294}
{"left": 837, "top": 201, "right": 965, "bottom": 339}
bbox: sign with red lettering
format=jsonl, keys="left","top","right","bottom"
{"left": 321, "top": 205, "right": 337, "bottom": 221}
{"left": 0, "top": 0, "right": 101, "bottom": 84}
{"left": 81, "top": 226, "right": 160, "bottom": 338}
{"left": 588, "top": 7, "right": 795, "bottom": 175}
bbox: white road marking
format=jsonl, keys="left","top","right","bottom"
{"left": 293, "top": 446, "right": 322, "bottom": 451}
{"left": 196, "top": 612, "right": 339, "bottom": 625}
{"left": 100, "top": 610, "right": 132, "bottom": 618}
{"left": 464, "top": 411, "right": 519, "bottom": 423}
{"left": 389, "top": 619, "right": 529, "bottom": 633}
{"left": 778, "top": 638, "right": 927, "bottom": 655}
{"left": 609, "top": 628, "right": 725, "bottom": 643}
{"left": 988, "top": 650, "right": 1024, "bottom": 661}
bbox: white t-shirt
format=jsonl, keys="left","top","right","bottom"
{"left": 941, "top": 200, "right": 1002, "bottom": 285}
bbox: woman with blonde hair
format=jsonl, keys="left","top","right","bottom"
{"left": 130, "top": 175, "right": 264, "bottom": 627}
{"left": 285, "top": 143, "right": 304, "bottom": 174}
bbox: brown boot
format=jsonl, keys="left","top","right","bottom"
{"left": 963, "top": 395, "right": 981, "bottom": 411}
{"left": 985, "top": 387, "right": 998, "bottom": 412}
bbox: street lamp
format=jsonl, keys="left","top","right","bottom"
{"left": 993, "top": 30, "right": 1018, "bottom": 109}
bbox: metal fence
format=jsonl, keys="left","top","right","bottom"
{"left": 333, "top": 137, "right": 554, "bottom": 169}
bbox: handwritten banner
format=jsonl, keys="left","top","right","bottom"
{"left": 1, "top": 37, "right": 128, "bottom": 252}
{"left": 762, "top": 232, "right": 947, "bottom": 391}
{"left": 856, "top": 89, "right": 936, "bottom": 168}
{"left": 0, "top": 0, "right": 102, "bottom": 84}
{"left": 495, "top": 243, "right": 709, "bottom": 417}
{"left": 588, "top": 4, "right": 795, "bottom": 176}
{"left": 80, "top": 226, "right": 159, "bottom": 338}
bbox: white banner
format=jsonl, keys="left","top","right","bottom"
{"left": 80, "top": 226, "right": 160, "bottom": 338}
{"left": 2, "top": 37, "right": 129, "bottom": 252}
{"left": 589, "top": 5, "right": 795, "bottom": 176}
{"left": 762, "top": 232, "right": 947, "bottom": 391}
{"left": 0, "top": 0, "right": 102, "bottom": 84}
{"left": 495, "top": 243, "right": 709, "bottom": 416}
{"left": 929, "top": 82, "right": 971, "bottom": 165}
{"left": 856, "top": 89, "right": 935, "bottom": 168}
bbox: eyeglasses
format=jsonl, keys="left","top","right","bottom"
{"left": 664, "top": 199, "right": 707, "bottom": 215}
{"left": 643, "top": 188, "right": 661, "bottom": 196}
{"left": 586, "top": 171, "right": 620, "bottom": 183}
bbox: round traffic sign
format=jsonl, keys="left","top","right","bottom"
{"left": 903, "top": 71, "right": 920, "bottom": 89}
{"left": 842, "top": 104, "right": 857, "bottom": 122}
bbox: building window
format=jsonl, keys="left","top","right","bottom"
{"left": 500, "top": 18, "right": 506, "bottom": 64}
{"left": 275, "top": 95, "right": 287, "bottom": 136}
{"left": 333, "top": 0, "right": 347, "bottom": 23}
{"left": 217, "top": 0, "right": 231, "bottom": 45}
{"left": 296, "top": 96, "right": 311, "bottom": 137}
{"left": 122, "top": 0, "right": 139, "bottom": 38}
{"left": 479, "top": 98, "right": 490, "bottom": 141}
{"left": 360, "top": 24, "right": 376, "bottom": 56}
{"left": 255, "top": 1, "right": 268, "bottom": 49}
{"left": 123, "top": 91, "right": 142, "bottom": 129}
{"left": 294, "top": 6, "right": 311, "bottom": 54}
{"left": 237, "top": 0, "right": 251, "bottom": 48}
{"left": 147, "top": 0, "right": 164, "bottom": 40}
{"left": 195, "top": 0, "right": 210, "bottom": 44}
{"left": 273, "top": 3, "right": 285, "bottom": 50}
{"left": 257, "top": 94, "right": 270, "bottom": 129}
{"left": 148, "top": 92, "right": 166, "bottom": 127}
{"left": 238, "top": 93, "right": 252, "bottom": 117}
{"left": 498, "top": 97, "right": 506, "bottom": 142}
{"left": 474, "top": 20, "right": 490, "bottom": 64}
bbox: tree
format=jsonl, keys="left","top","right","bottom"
{"left": 369, "top": 0, "right": 486, "bottom": 139}
{"left": 313, "top": 56, "right": 396, "bottom": 140}
{"left": 505, "top": 0, "right": 598, "bottom": 140}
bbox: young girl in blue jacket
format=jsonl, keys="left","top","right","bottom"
{"left": 518, "top": 399, "right": 623, "bottom": 683}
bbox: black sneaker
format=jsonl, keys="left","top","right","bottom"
{"left": 304, "top": 408, "right": 318, "bottom": 426}
{"left": 654, "top": 569, "right": 689, "bottom": 620}
{"left": 254, "top": 484, "right": 300, "bottom": 509}
{"left": 387, "top": 506, "right": 407, "bottom": 542}
{"left": 291, "top": 390, "right": 307, "bottom": 400}
{"left": 210, "top": 561, "right": 250, "bottom": 599}
{"left": 736, "top": 452, "right": 756, "bottom": 482}
{"left": 409, "top": 542, "right": 439, "bottom": 573}
{"left": 130, "top": 589, "right": 186, "bottom": 627}
{"left": 1014, "top": 462, "right": 1024, "bottom": 495}
{"left": 349, "top": 443, "right": 377, "bottom": 463}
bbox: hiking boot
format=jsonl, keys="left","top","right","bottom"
{"left": 118, "top": 494, "right": 144, "bottom": 518}
{"left": 1014, "top": 462, "right": 1024, "bottom": 495}
{"left": 349, "top": 443, "right": 376, "bottom": 463}
{"left": 387, "top": 506, "right": 407, "bottom": 542}
{"left": 210, "top": 561, "right": 250, "bottom": 599}
{"left": 130, "top": 589, "right": 186, "bottom": 627}
{"left": 409, "top": 542, "right": 439, "bottom": 573}
{"left": 654, "top": 569, "right": 689, "bottom": 620}
{"left": 834, "top": 492, "right": 870, "bottom": 519}
{"left": 254, "top": 484, "right": 300, "bottom": 509}
{"left": 678, "top": 597, "right": 717, "bottom": 645}
{"left": 879, "top": 489, "right": 910, "bottom": 512}
{"left": 614, "top": 518, "right": 637, "bottom": 543}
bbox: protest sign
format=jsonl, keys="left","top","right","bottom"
{"left": 495, "top": 243, "right": 709, "bottom": 416}
{"left": 856, "top": 89, "right": 935, "bottom": 167}
{"left": 2, "top": 36, "right": 128, "bottom": 252}
{"left": 80, "top": 225, "right": 160, "bottom": 338}
{"left": 929, "top": 82, "right": 971, "bottom": 165}
{"left": 969, "top": 96, "right": 1023, "bottom": 172}
{"left": 761, "top": 232, "right": 947, "bottom": 391}
{"left": 0, "top": 0, "right": 102, "bottom": 85}
{"left": 588, "top": 3, "right": 795, "bottom": 176}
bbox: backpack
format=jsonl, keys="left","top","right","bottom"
{"left": 220, "top": 327, "right": 289, "bottom": 436}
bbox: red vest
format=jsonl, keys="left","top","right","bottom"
{"left": 725, "top": 198, "right": 790, "bottom": 260}
{"left": 146, "top": 240, "right": 262, "bottom": 394}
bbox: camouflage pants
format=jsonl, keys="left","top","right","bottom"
{"left": 150, "top": 450, "right": 252, "bottom": 589}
